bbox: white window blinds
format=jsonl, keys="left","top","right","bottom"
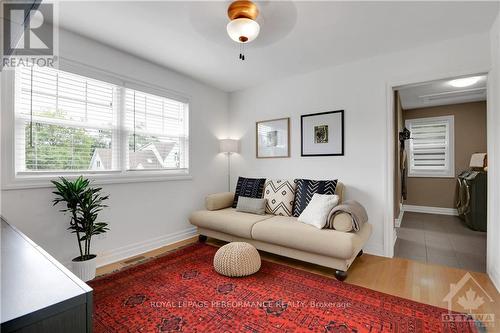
{"left": 14, "top": 65, "right": 189, "bottom": 175}
{"left": 124, "top": 89, "right": 189, "bottom": 170}
{"left": 15, "top": 66, "right": 117, "bottom": 172}
{"left": 406, "top": 115, "right": 454, "bottom": 177}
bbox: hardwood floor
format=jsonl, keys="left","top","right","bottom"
{"left": 96, "top": 236, "right": 500, "bottom": 331}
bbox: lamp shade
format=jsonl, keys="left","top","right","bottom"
{"left": 226, "top": 18, "right": 260, "bottom": 43}
{"left": 220, "top": 139, "right": 239, "bottom": 153}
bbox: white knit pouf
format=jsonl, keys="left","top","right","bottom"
{"left": 213, "top": 242, "right": 261, "bottom": 277}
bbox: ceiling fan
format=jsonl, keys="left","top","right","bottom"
{"left": 226, "top": 0, "right": 260, "bottom": 60}
{"left": 188, "top": 1, "right": 296, "bottom": 59}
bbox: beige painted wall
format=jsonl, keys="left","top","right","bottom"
{"left": 404, "top": 101, "right": 487, "bottom": 208}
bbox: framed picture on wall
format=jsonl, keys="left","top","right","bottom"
{"left": 256, "top": 117, "right": 290, "bottom": 158}
{"left": 301, "top": 110, "right": 344, "bottom": 156}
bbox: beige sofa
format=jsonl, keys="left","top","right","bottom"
{"left": 189, "top": 183, "right": 372, "bottom": 280}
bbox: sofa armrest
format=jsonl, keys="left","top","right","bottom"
{"left": 205, "top": 192, "right": 234, "bottom": 211}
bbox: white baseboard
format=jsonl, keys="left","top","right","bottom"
{"left": 394, "top": 206, "right": 404, "bottom": 227}
{"left": 363, "top": 242, "right": 385, "bottom": 257}
{"left": 403, "top": 204, "right": 458, "bottom": 216}
{"left": 488, "top": 266, "right": 500, "bottom": 293}
{"left": 95, "top": 226, "right": 198, "bottom": 268}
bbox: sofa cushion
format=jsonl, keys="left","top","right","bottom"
{"left": 251, "top": 215, "right": 371, "bottom": 259}
{"left": 292, "top": 179, "right": 338, "bottom": 217}
{"left": 263, "top": 179, "right": 297, "bottom": 216}
{"left": 232, "top": 177, "right": 266, "bottom": 208}
{"left": 189, "top": 208, "right": 273, "bottom": 238}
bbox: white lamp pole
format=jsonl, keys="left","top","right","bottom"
{"left": 227, "top": 152, "right": 232, "bottom": 192}
{"left": 219, "top": 139, "right": 239, "bottom": 192}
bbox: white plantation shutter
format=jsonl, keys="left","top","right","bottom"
{"left": 15, "top": 66, "right": 118, "bottom": 172}
{"left": 124, "top": 88, "right": 189, "bottom": 170}
{"left": 406, "top": 116, "right": 454, "bottom": 177}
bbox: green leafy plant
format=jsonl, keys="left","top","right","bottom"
{"left": 52, "top": 176, "right": 109, "bottom": 261}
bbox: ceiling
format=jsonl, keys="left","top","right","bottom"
{"left": 56, "top": 1, "right": 499, "bottom": 92}
{"left": 398, "top": 75, "right": 487, "bottom": 110}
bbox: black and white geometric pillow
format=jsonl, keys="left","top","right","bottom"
{"left": 263, "top": 179, "right": 297, "bottom": 216}
{"left": 292, "top": 179, "right": 338, "bottom": 217}
{"left": 232, "top": 177, "right": 266, "bottom": 208}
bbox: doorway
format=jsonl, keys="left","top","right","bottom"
{"left": 392, "top": 75, "right": 488, "bottom": 272}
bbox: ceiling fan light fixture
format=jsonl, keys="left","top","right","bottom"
{"left": 226, "top": 18, "right": 260, "bottom": 43}
{"left": 227, "top": 0, "right": 259, "bottom": 21}
{"left": 226, "top": 0, "right": 260, "bottom": 60}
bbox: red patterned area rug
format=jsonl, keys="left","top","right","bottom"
{"left": 89, "top": 243, "right": 479, "bottom": 333}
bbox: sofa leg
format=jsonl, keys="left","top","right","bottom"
{"left": 198, "top": 235, "right": 207, "bottom": 243}
{"left": 334, "top": 270, "right": 348, "bottom": 281}
{"left": 357, "top": 250, "right": 363, "bottom": 257}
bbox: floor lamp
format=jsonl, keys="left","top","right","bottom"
{"left": 219, "top": 139, "right": 239, "bottom": 192}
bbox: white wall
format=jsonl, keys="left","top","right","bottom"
{"left": 487, "top": 9, "right": 500, "bottom": 291}
{"left": 228, "top": 33, "right": 491, "bottom": 257}
{"left": 0, "top": 29, "right": 229, "bottom": 267}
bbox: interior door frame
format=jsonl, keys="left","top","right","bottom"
{"left": 384, "top": 68, "right": 492, "bottom": 261}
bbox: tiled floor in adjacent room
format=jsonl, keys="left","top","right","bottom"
{"left": 394, "top": 212, "right": 487, "bottom": 272}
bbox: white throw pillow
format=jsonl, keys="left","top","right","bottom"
{"left": 297, "top": 193, "right": 340, "bottom": 229}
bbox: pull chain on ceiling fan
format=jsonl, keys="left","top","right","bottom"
{"left": 226, "top": 0, "right": 260, "bottom": 61}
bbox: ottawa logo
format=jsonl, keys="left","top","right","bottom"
{"left": 442, "top": 272, "right": 495, "bottom": 329}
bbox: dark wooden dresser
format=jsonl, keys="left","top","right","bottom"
{"left": 1, "top": 218, "right": 93, "bottom": 332}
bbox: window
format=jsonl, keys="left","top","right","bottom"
{"left": 13, "top": 65, "right": 189, "bottom": 179}
{"left": 124, "top": 89, "right": 188, "bottom": 171}
{"left": 16, "top": 66, "right": 116, "bottom": 172}
{"left": 405, "top": 115, "right": 454, "bottom": 178}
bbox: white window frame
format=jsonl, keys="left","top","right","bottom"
{"left": 405, "top": 115, "right": 455, "bottom": 178}
{"left": 1, "top": 61, "right": 191, "bottom": 189}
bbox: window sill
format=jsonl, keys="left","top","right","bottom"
{"left": 408, "top": 173, "right": 455, "bottom": 179}
{"left": 2, "top": 172, "right": 193, "bottom": 190}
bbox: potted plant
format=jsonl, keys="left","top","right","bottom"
{"left": 52, "top": 176, "right": 109, "bottom": 281}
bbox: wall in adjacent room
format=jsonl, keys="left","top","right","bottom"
{"left": 0, "top": 29, "right": 229, "bottom": 267}
{"left": 228, "top": 33, "right": 491, "bottom": 256}
{"left": 403, "top": 101, "right": 487, "bottom": 209}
